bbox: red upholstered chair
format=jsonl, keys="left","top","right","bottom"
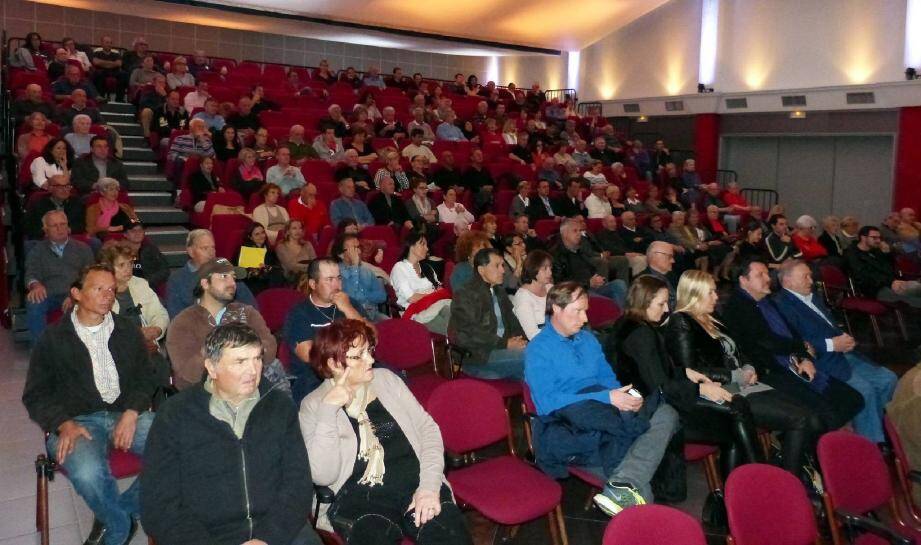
{"left": 191, "top": 190, "right": 244, "bottom": 229}
{"left": 375, "top": 319, "right": 446, "bottom": 405}
{"left": 534, "top": 219, "right": 559, "bottom": 240}
{"left": 255, "top": 287, "right": 305, "bottom": 333}
{"left": 212, "top": 213, "right": 251, "bottom": 259}
{"left": 818, "top": 431, "right": 919, "bottom": 545}
{"left": 818, "top": 263, "right": 899, "bottom": 346}
{"left": 586, "top": 296, "right": 622, "bottom": 330}
{"left": 35, "top": 449, "right": 142, "bottom": 545}
{"left": 885, "top": 416, "right": 921, "bottom": 525}
{"left": 725, "top": 463, "right": 819, "bottom": 545}
{"left": 602, "top": 504, "right": 706, "bottom": 545}
{"left": 359, "top": 225, "right": 399, "bottom": 247}
{"left": 425, "top": 380, "right": 567, "bottom": 544}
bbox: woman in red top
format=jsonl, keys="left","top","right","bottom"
{"left": 791, "top": 214, "right": 828, "bottom": 260}
{"left": 479, "top": 118, "right": 504, "bottom": 146}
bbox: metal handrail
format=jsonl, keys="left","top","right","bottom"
{"left": 577, "top": 101, "right": 602, "bottom": 116}
{"left": 716, "top": 169, "right": 738, "bottom": 186}
{"left": 741, "top": 188, "right": 779, "bottom": 211}
{"left": 544, "top": 88, "right": 577, "bottom": 103}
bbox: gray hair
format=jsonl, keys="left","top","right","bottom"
{"left": 776, "top": 259, "right": 806, "bottom": 285}
{"left": 795, "top": 215, "right": 817, "bottom": 229}
{"left": 202, "top": 322, "right": 263, "bottom": 363}
{"left": 186, "top": 228, "right": 213, "bottom": 248}
{"left": 72, "top": 113, "right": 91, "bottom": 126}
{"left": 560, "top": 217, "right": 581, "bottom": 235}
{"left": 94, "top": 177, "right": 120, "bottom": 194}
{"left": 42, "top": 209, "right": 67, "bottom": 228}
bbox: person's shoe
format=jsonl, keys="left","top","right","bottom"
{"left": 592, "top": 481, "right": 646, "bottom": 517}
{"left": 83, "top": 518, "right": 106, "bottom": 545}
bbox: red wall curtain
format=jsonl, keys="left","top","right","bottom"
{"left": 893, "top": 106, "right": 921, "bottom": 212}
{"left": 694, "top": 114, "right": 720, "bottom": 184}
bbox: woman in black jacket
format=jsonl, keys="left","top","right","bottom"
{"left": 665, "top": 270, "right": 824, "bottom": 479}
{"left": 611, "top": 275, "right": 758, "bottom": 477}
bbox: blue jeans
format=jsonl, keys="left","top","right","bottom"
{"left": 46, "top": 411, "right": 155, "bottom": 545}
{"left": 463, "top": 348, "right": 525, "bottom": 380}
{"left": 843, "top": 353, "right": 897, "bottom": 443}
{"left": 26, "top": 293, "right": 66, "bottom": 344}
{"left": 591, "top": 279, "right": 628, "bottom": 309}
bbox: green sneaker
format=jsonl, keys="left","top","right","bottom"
{"left": 592, "top": 481, "right": 646, "bottom": 517}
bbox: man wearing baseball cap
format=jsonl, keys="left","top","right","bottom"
{"left": 166, "top": 258, "right": 277, "bottom": 390}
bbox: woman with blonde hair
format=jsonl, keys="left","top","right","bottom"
{"left": 276, "top": 218, "right": 317, "bottom": 281}
{"left": 232, "top": 147, "right": 265, "bottom": 201}
{"left": 252, "top": 183, "right": 290, "bottom": 244}
{"left": 666, "top": 270, "right": 822, "bottom": 479}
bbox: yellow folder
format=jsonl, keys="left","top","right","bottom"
{"left": 238, "top": 246, "right": 267, "bottom": 268}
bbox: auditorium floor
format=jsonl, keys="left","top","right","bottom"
{"left": 0, "top": 309, "right": 916, "bottom": 545}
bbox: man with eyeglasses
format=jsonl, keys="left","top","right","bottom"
{"left": 639, "top": 241, "right": 677, "bottom": 309}
{"left": 166, "top": 258, "right": 277, "bottom": 391}
{"left": 25, "top": 173, "right": 85, "bottom": 240}
{"left": 845, "top": 226, "right": 921, "bottom": 308}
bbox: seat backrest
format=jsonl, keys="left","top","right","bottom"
{"left": 586, "top": 296, "right": 622, "bottom": 329}
{"left": 818, "top": 430, "right": 893, "bottom": 514}
{"left": 211, "top": 214, "right": 252, "bottom": 259}
{"left": 521, "top": 382, "right": 537, "bottom": 413}
{"left": 425, "top": 379, "right": 509, "bottom": 454}
{"left": 359, "top": 225, "right": 399, "bottom": 247}
{"left": 819, "top": 263, "right": 848, "bottom": 291}
{"left": 374, "top": 319, "right": 433, "bottom": 371}
{"left": 884, "top": 415, "right": 912, "bottom": 476}
{"left": 534, "top": 219, "right": 558, "bottom": 240}
{"left": 255, "top": 287, "right": 305, "bottom": 333}
{"left": 725, "top": 463, "right": 817, "bottom": 545}
{"left": 603, "top": 504, "right": 706, "bottom": 545}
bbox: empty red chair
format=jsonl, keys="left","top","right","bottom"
{"left": 301, "top": 160, "right": 335, "bottom": 184}
{"left": 191, "top": 191, "right": 244, "bottom": 229}
{"left": 885, "top": 416, "right": 921, "bottom": 525}
{"left": 603, "top": 504, "right": 706, "bottom": 545}
{"left": 211, "top": 213, "right": 251, "bottom": 260}
{"left": 255, "top": 287, "right": 305, "bottom": 333}
{"left": 725, "top": 463, "right": 818, "bottom": 545}
{"left": 819, "top": 263, "right": 892, "bottom": 346}
{"left": 375, "top": 319, "right": 445, "bottom": 405}
{"left": 818, "top": 430, "right": 919, "bottom": 545}
{"left": 425, "top": 380, "right": 567, "bottom": 544}
{"left": 586, "top": 296, "right": 622, "bottom": 329}
{"left": 534, "top": 219, "right": 559, "bottom": 240}
{"left": 359, "top": 224, "right": 399, "bottom": 247}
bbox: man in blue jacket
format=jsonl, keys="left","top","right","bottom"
{"left": 525, "top": 281, "right": 678, "bottom": 516}
{"left": 773, "top": 259, "right": 897, "bottom": 444}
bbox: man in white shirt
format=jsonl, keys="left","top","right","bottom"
{"left": 182, "top": 80, "right": 210, "bottom": 113}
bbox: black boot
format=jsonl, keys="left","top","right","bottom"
{"left": 83, "top": 518, "right": 105, "bottom": 545}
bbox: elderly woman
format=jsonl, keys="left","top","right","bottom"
{"left": 232, "top": 148, "right": 265, "bottom": 201}
{"left": 666, "top": 270, "right": 823, "bottom": 480}
{"left": 299, "top": 320, "right": 471, "bottom": 544}
{"left": 818, "top": 215, "right": 844, "bottom": 257}
{"left": 436, "top": 187, "right": 473, "bottom": 225}
{"left": 17, "top": 112, "right": 52, "bottom": 160}
{"left": 509, "top": 180, "right": 531, "bottom": 217}
{"left": 791, "top": 214, "right": 828, "bottom": 261}
{"left": 252, "top": 183, "right": 290, "bottom": 244}
{"left": 449, "top": 230, "right": 492, "bottom": 291}
{"left": 374, "top": 150, "right": 410, "bottom": 191}
{"left": 64, "top": 114, "right": 94, "bottom": 156}
{"left": 166, "top": 56, "right": 195, "bottom": 90}
{"left": 31, "top": 138, "right": 74, "bottom": 190}
{"left": 189, "top": 155, "right": 224, "bottom": 213}
{"left": 668, "top": 210, "right": 709, "bottom": 271}
{"left": 276, "top": 219, "right": 317, "bottom": 281}
{"left": 511, "top": 250, "right": 553, "bottom": 340}
{"left": 98, "top": 240, "right": 169, "bottom": 352}
{"left": 606, "top": 184, "right": 626, "bottom": 216}
{"left": 86, "top": 177, "right": 139, "bottom": 237}
{"left": 406, "top": 179, "right": 438, "bottom": 225}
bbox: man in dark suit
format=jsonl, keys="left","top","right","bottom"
{"left": 772, "top": 259, "right": 896, "bottom": 444}
{"left": 723, "top": 259, "right": 863, "bottom": 432}
{"left": 526, "top": 180, "right": 558, "bottom": 223}
{"left": 71, "top": 137, "right": 129, "bottom": 195}
{"left": 367, "top": 174, "right": 411, "bottom": 229}
{"left": 617, "top": 211, "right": 655, "bottom": 254}
{"left": 553, "top": 179, "right": 585, "bottom": 218}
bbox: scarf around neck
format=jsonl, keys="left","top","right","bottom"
{"left": 343, "top": 382, "right": 385, "bottom": 486}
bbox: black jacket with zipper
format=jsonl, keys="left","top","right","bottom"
{"left": 140, "top": 381, "right": 315, "bottom": 545}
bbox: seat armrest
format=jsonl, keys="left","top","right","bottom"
{"left": 315, "top": 485, "right": 336, "bottom": 505}
{"left": 836, "top": 509, "right": 913, "bottom": 545}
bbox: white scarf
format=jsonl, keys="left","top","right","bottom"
{"left": 344, "top": 383, "right": 385, "bottom": 486}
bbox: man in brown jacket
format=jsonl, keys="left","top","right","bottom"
{"left": 166, "top": 258, "right": 277, "bottom": 390}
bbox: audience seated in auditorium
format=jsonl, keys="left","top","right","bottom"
{"left": 167, "top": 117, "right": 214, "bottom": 170}
{"left": 845, "top": 225, "right": 921, "bottom": 307}
{"left": 405, "top": 178, "right": 438, "bottom": 226}
{"left": 137, "top": 75, "right": 169, "bottom": 138}
{"left": 129, "top": 54, "right": 160, "bottom": 90}
{"left": 553, "top": 218, "right": 627, "bottom": 307}
{"left": 64, "top": 114, "right": 94, "bottom": 156}
{"left": 526, "top": 281, "right": 678, "bottom": 515}
{"left": 227, "top": 96, "right": 261, "bottom": 141}
{"left": 526, "top": 180, "right": 558, "bottom": 223}
{"left": 818, "top": 215, "right": 844, "bottom": 257}
{"left": 772, "top": 259, "right": 897, "bottom": 444}
{"left": 16, "top": 111, "right": 52, "bottom": 161}
{"left": 313, "top": 125, "right": 346, "bottom": 164}
{"left": 449, "top": 230, "right": 492, "bottom": 291}
{"left": 667, "top": 269, "right": 823, "bottom": 482}
{"left": 511, "top": 214, "right": 544, "bottom": 253}
{"left": 166, "top": 229, "right": 256, "bottom": 318}
{"left": 512, "top": 250, "right": 553, "bottom": 339}
{"left": 281, "top": 124, "right": 316, "bottom": 163}
{"left": 90, "top": 35, "right": 127, "bottom": 101}
{"left": 332, "top": 233, "right": 388, "bottom": 322}
{"left": 23, "top": 262, "right": 155, "bottom": 545}
{"left": 25, "top": 174, "right": 84, "bottom": 240}
{"left": 887, "top": 359, "right": 921, "bottom": 505}
{"left": 284, "top": 258, "right": 370, "bottom": 401}
{"left": 53, "top": 64, "right": 99, "bottom": 102}
{"left": 150, "top": 90, "right": 188, "bottom": 149}
{"left": 167, "top": 257, "right": 277, "bottom": 390}
{"left": 71, "top": 136, "right": 127, "bottom": 195}
{"left": 555, "top": 179, "right": 586, "bottom": 218}
{"left": 313, "top": 59, "right": 337, "bottom": 85}
{"left": 262, "top": 146, "right": 303, "bottom": 196}
{"left": 275, "top": 219, "right": 317, "bottom": 281}
{"left": 435, "top": 110, "right": 467, "bottom": 142}
{"left": 190, "top": 98, "right": 224, "bottom": 134}
{"left": 122, "top": 36, "right": 154, "bottom": 73}
{"left": 436, "top": 187, "right": 473, "bottom": 225}
{"left": 251, "top": 126, "right": 276, "bottom": 163}
{"left": 764, "top": 214, "right": 803, "bottom": 267}
{"left": 791, "top": 215, "right": 828, "bottom": 261}
{"left": 231, "top": 148, "right": 265, "bottom": 201}
{"left": 24, "top": 209, "right": 94, "bottom": 343}
{"left": 367, "top": 173, "right": 410, "bottom": 229}
{"left": 401, "top": 129, "right": 437, "bottom": 164}
{"left": 211, "top": 125, "right": 238, "bottom": 162}
{"left": 251, "top": 184, "right": 290, "bottom": 245}
{"left": 287, "top": 183, "right": 330, "bottom": 236}
{"left": 299, "top": 320, "right": 471, "bottom": 543}
{"left": 31, "top": 137, "right": 74, "bottom": 191}
{"left": 188, "top": 155, "right": 223, "bottom": 212}
{"left": 46, "top": 48, "right": 69, "bottom": 82}
{"left": 123, "top": 221, "right": 170, "bottom": 289}
{"left": 8, "top": 32, "right": 45, "bottom": 71}
{"left": 371, "top": 150, "right": 408, "bottom": 191}
{"left": 837, "top": 215, "right": 860, "bottom": 249}
{"left": 186, "top": 49, "right": 211, "bottom": 78}
{"left": 85, "top": 177, "right": 139, "bottom": 239}
{"left": 144, "top": 323, "right": 321, "bottom": 545}
{"left": 12, "top": 84, "right": 53, "bottom": 125}
{"left": 235, "top": 222, "right": 284, "bottom": 295}
{"left": 329, "top": 178, "right": 373, "bottom": 229}
{"left": 58, "top": 89, "right": 103, "bottom": 128}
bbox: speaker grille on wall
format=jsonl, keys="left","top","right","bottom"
{"left": 725, "top": 98, "right": 748, "bottom": 109}
{"left": 846, "top": 92, "right": 875, "bottom": 104}
{"left": 781, "top": 95, "right": 807, "bottom": 107}
{"left": 623, "top": 103, "right": 641, "bottom": 113}
{"left": 664, "top": 100, "right": 684, "bottom": 111}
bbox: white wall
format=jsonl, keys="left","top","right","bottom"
{"left": 579, "top": 0, "right": 702, "bottom": 101}
{"left": 716, "top": 0, "right": 907, "bottom": 93}
{"left": 495, "top": 54, "right": 568, "bottom": 90}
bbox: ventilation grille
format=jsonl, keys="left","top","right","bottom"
{"left": 664, "top": 100, "right": 684, "bottom": 112}
{"left": 623, "top": 103, "right": 641, "bottom": 113}
{"left": 781, "top": 95, "right": 807, "bottom": 107}
{"left": 846, "top": 92, "right": 875, "bottom": 104}
{"left": 725, "top": 97, "right": 748, "bottom": 109}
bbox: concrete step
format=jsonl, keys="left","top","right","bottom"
{"left": 122, "top": 146, "right": 157, "bottom": 162}
{"left": 107, "top": 121, "right": 144, "bottom": 137}
{"left": 146, "top": 225, "right": 189, "bottom": 247}
{"left": 121, "top": 135, "right": 147, "bottom": 148}
{"left": 128, "top": 175, "right": 172, "bottom": 192}
{"left": 101, "top": 111, "right": 136, "bottom": 122}
{"left": 135, "top": 206, "right": 188, "bottom": 225}
{"left": 123, "top": 161, "right": 159, "bottom": 176}
{"left": 128, "top": 191, "right": 173, "bottom": 207}
{"left": 161, "top": 244, "right": 188, "bottom": 268}
{"left": 100, "top": 101, "right": 135, "bottom": 115}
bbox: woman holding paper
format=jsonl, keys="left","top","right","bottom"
{"left": 236, "top": 222, "right": 284, "bottom": 294}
